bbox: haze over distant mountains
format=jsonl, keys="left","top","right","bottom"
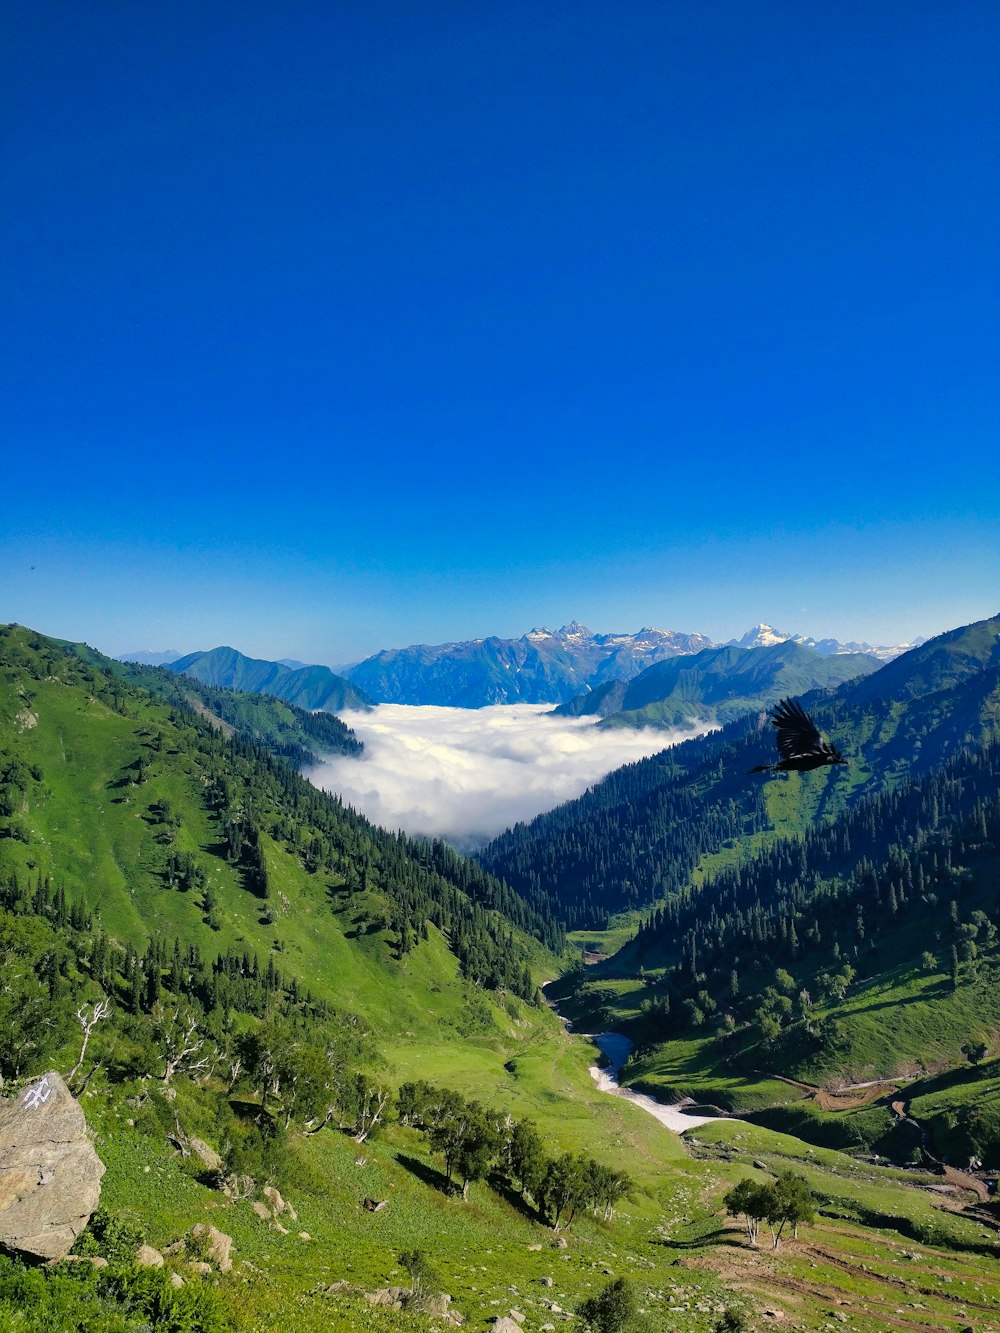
{"left": 120, "top": 620, "right": 922, "bottom": 711}
{"left": 730, "top": 622, "right": 926, "bottom": 660}
{"left": 553, "top": 638, "right": 882, "bottom": 729}
{"left": 163, "top": 646, "right": 372, "bottom": 713}
{"left": 120, "top": 648, "right": 183, "bottom": 666}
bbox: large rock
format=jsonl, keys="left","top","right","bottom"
{"left": 0, "top": 1072, "right": 105, "bottom": 1261}
{"left": 189, "top": 1223, "right": 233, "bottom": 1273}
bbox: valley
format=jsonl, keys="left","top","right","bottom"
{"left": 2, "top": 617, "right": 1000, "bottom": 1332}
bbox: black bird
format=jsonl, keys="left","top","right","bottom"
{"left": 747, "top": 697, "right": 848, "bottom": 774}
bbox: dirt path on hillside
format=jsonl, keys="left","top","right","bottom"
{"left": 686, "top": 1220, "right": 1000, "bottom": 1331}
{"left": 756, "top": 1068, "right": 900, "bottom": 1110}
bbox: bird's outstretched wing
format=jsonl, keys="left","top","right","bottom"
{"left": 769, "top": 697, "right": 822, "bottom": 760}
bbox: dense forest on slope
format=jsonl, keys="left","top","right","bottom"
{"left": 628, "top": 735, "right": 1000, "bottom": 1041}
{"left": 553, "top": 639, "right": 879, "bottom": 729}
{"left": 480, "top": 614, "right": 1000, "bottom": 930}
{"left": 0, "top": 624, "right": 563, "bottom": 1005}
{"left": 103, "top": 657, "right": 363, "bottom": 764}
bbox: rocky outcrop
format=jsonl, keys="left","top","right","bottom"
{"left": 189, "top": 1223, "right": 233, "bottom": 1273}
{"left": 0, "top": 1072, "right": 105, "bottom": 1261}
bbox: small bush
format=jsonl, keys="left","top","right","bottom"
{"left": 578, "top": 1276, "right": 637, "bottom": 1332}
{"left": 71, "top": 1205, "right": 145, "bottom": 1264}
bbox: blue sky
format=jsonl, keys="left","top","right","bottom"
{"left": 3, "top": 2, "right": 998, "bottom": 663}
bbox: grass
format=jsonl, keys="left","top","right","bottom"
{"left": 7, "top": 629, "right": 1000, "bottom": 1330}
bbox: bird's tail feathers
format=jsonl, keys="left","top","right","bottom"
{"left": 746, "top": 764, "right": 773, "bottom": 774}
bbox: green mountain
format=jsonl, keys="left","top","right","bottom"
{"left": 552, "top": 640, "right": 880, "bottom": 729}
{"left": 168, "top": 646, "right": 372, "bottom": 713}
{"left": 480, "top": 613, "right": 1000, "bottom": 929}
{"left": 533, "top": 613, "right": 1000, "bottom": 1167}
{"left": 118, "top": 662, "right": 364, "bottom": 764}
{"left": 1, "top": 625, "right": 559, "bottom": 1008}
{"left": 5, "top": 621, "right": 1000, "bottom": 1332}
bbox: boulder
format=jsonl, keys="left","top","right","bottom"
{"left": 188, "top": 1138, "right": 223, "bottom": 1174}
{"left": 364, "top": 1286, "right": 407, "bottom": 1309}
{"left": 0, "top": 1072, "right": 105, "bottom": 1261}
{"left": 251, "top": 1202, "right": 270, "bottom": 1221}
{"left": 489, "top": 1319, "right": 525, "bottom": 1333}
{"left": 189, "top": 1223, "right": 233, "bottom": 1273}
{"left": 135, "top": 1244, "right": 165, "bottom": 1268}
{"left": 169, "top": 1272, "right": 185, "bottom": 1289}
{"left": 262, "top": 1185, "right": 285, "bottom": 1214}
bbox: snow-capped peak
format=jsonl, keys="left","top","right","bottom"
{"left": 732, "top": 623, "right": 792, "bottom": 649}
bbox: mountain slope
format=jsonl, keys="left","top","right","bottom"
{"left": 553, "top": 640, "right": 879, "bottom": 729}
{"left": 345, "top": 622, "right": 714, "bottom": 706}
{"left": 0, "top": 624, "right": 561, "bottom": 1019}
{"left": 4, "top": 622, "right": 1000, "bottom": 1333}
{"left": 168, "top": 645, "right": 373, "bottom": 712}
{"left": 480, "top": 614, "right": 1000, "bottom": 928}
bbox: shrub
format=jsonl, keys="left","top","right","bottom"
{"left": 578, "top": 1276, "right": 637, "bottom": 1332}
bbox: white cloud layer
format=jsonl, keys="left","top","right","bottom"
{"left": 303, "top": 704, "right": 714, "bottom": 847}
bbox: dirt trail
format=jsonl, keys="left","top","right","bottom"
{"left": 693, "top": 1221, "right": 1000, "bottom": 1332}
{"left": 756, "top": 1069, "right": 897, "bottom": 1110}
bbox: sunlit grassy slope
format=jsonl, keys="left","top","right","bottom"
{"left": 5, "top": 622, "right": 1000, "bottom": 1331}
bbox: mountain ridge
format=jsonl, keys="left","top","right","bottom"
{"left": 167, "top": 645, "right": 373, "bottom": 713}
{"left": 121, "top": 620, "right": 925, "bottom": 712}
{"left": 478, "top": 612, "right": 1000, "bottom": 929}
{"left": 552, "top": 639, "right": 881, "bottom": 729}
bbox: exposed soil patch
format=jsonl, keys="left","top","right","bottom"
{"left": 689, "top": 1221, "right": 1000, "bottom": 1332}
{"left": 185, "top": 695, "right": 236, "bottom": 738}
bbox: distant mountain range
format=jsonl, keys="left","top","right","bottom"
{"left": 343, "top": 621, "right": 714, "bottom": 707}
{"left": 342, "top": 621, "right": 917, "bottom": 707}
{"left": 165, "top": 646, "right": 373, "bottom": 713}
{"left": 551, "top": 639, "right": 881, "bottom": 729}
{"left": 119, "top": 620, "right": 924, "bottom": 712}
{"left": 119, "top": 649, "right": 183, "bottom": 666}
{"left": 729, "top": 622, "right": 925, "bottom": 660}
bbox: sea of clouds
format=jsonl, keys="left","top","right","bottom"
{"left": 303, "top": 703, "right": 714, "bottom": 848}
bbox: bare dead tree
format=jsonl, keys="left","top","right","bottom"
{"left": 354, "top": 1080, "right": 390, "bottom": 1144}
{"left": 153, "top": 1006, "right": 212, "bottom": 1085}
{"left": 67, "top": 996, "right": 112, "bottom": 1085}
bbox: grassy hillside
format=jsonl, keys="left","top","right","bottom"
{"left": 5, "top": 621, "right": 1000, "bottom": 1332}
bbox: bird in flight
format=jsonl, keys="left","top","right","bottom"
{"left": 748, "top": 697, "right": 848, "bottom": 774}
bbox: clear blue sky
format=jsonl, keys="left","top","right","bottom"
{"left": 3, "top": 2, "right": 998, "bottom": 663}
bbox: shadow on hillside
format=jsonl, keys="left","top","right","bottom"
{"left": 651, "top": 1225, "right": 738, "bottom": 1251}
{"left": 396, "top": 1152, "right": 451, "bottom": 1195}
{"left": 844, "top": 980, "right": 956, "bottom": 1015}
{"left": 486, "top": 1173, "right": 547, "bottom": 1227}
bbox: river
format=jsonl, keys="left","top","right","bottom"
{"left": 587, "top": 1030, "right": 722, "bottom": 1133}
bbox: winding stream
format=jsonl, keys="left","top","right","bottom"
{"left": 586, "top": 1031, "right": 722, "bottom": 1133}
{"left": 542, "top": 981, "right": 723, "bottom": 1133}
